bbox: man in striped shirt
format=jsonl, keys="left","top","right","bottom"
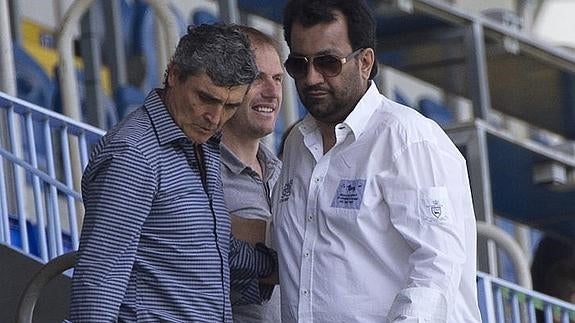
{"left": 69, "top": 24, "right": 277, "bottom": 322}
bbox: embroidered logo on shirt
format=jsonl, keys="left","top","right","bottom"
{"left": 430, "top": 200, "right": 442, "bottom": 218}
{"left": 419, "top": 187, "right": 451, "bottom": 225}
{"left": 279, "top": 179, "right": 293, "bottom": 203}
{"left": 331, "top": 179, "right": 366, "bottom": 209}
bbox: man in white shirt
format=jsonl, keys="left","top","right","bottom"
{"left": 222, "top": 26, "right": 284, "bottom": 322}
{"left": 272, "top": 0, "right": 482, "bottom": 322}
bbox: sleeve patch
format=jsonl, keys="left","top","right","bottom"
{"left": 419, "top": 186, "right": 452, "bottom": 225}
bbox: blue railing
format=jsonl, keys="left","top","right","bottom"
{"left": 0, "top": 91, "right": 104, "bottom": 262}
{"left": 478, "top": 271, "right": 575, "bottom": 322}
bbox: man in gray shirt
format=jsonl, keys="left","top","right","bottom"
{"left": 221, "top": 26, "right": 284, "bottom": 322}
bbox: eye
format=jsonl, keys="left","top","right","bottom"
{"left": 225, "top": 104, "right": 241, "bottom": 111}
{"left": 273, "top": 74, "right": 284, "bottom": 84}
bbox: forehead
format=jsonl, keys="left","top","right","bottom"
{"left": 254, "top": 45, "right": 283, "bottom": 70}
{"left": 186, "top": 73, "right": 248, "bottom": 102}
{"left": 290, "top": 11, "right": 352, "bottom": 56}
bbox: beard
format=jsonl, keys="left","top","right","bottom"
{"left": 299, "top": 75, "right": 365, "bottom": 125}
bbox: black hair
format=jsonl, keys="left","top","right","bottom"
{"left": 283, "top": 0, "right": 378, "bottom": 79}
{"left": 164, "top": 23, "right": 258, "bottom": 87}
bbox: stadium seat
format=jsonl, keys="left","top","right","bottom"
{"left": 418, "top": 97, "right": 455, "bottom": 126}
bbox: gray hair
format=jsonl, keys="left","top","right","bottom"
{"left": 166, "top": 24, "right": 258, "bottom": 87}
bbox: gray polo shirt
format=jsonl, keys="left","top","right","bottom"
{"left": 221, "top": 142, "right": 282, "bottom": 323}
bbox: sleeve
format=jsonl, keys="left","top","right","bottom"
{"left": 229, "top": 234, "right": 277, "bottom": 305}
{"left": 384, "top": 140, "right": 471, "bottom": 322}
{"left": 69, "top": 144, "right": 157, "bottom": 322}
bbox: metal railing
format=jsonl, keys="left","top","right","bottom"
{"left": 478, "top": 271, "right": 575, "bottom": 322}
{"left": 0, "top": 90, "right": 104, "bottom": 262}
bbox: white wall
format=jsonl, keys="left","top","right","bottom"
{"left": 533, "top": 0, "right": 575, "bottom": 49}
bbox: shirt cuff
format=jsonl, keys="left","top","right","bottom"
{"left": 254, "top": 242, "right": 277, "bottom": 278}
{"left": 387, "top": 287, "right": 447, "bottom": 322}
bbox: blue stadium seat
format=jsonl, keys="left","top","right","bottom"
{"left": 418, "top": 97, "right": 455, "bottom": 126}
{"left": 13, "top": 44, "right": 55, "bottom": 109}
{"left": 191, "top": 9, "right": 219, "bottom": 26}
{"left": 114, "top": 85, "right": 146, "bottom": 118}
{"left": 9, "top": 216, "right": 73, "bottom": 258}
{"left": 393, "top": 88, "right": 420, "bottom": 111}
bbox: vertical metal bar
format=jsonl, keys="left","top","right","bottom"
{"left": 22, "top": 114, "right": 49, "bottom": 261}
{"left": 11, "top": 108, "right": 28, "bottom": 252}
{"left": 79, "top": 133, "right": 90, "bottom": 170}
{"left": 464, "top": 21, "right": 491, "bottom": 120}
{"left": 7, "top": 0, "right": 21, "bottom": 44}
{"left": 0, "top": 155, "right": 10, "bottom": 243}
{"left": 102, "top": 0, "right": 128, "bottom": 89}
{"left": 80, "top": 1, "right": 107, "bottom": 129}
{"left": 511, "top": 292, "right": 521, "bottom": 323}
{"left": 466, "top": 124, "right": 497, "bottom": 274}
{"left": 527, "top": 297, "right": 537, "bottom": 323}
{"left": 57, "top": 0, "right": 97, "bottom": 122}
{"left": 60, "top": 127, "right": 79, "bottom": 249}
{"left": 476, "top": 274, "right": 497, "bottom": 323}
{"left": 218, "top": 0, "right": 240, "bottom": 24}
{"left": 43, "top": 120, "right": 63, "bottom": 255}
{"left": 494, "top": 286, "right": 506, "bottom": 323}
{"left": 0, "top": 0, "right": 17, "bottom": 96}
{"left": 560, "top": 309, "right": 569, "bottom": 323}
{"left": 544, "top": 304, "right": 553, "bottom": 323}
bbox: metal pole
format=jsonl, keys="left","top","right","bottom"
{"left": 80, "top": 1, "right": 106, "bottom": 128}
{"left": 0, "top": 0, "right": 16, "bottom": 96}
{"left": 102, "top": 0, "right": 128, "bottom": 88}
{"left": 8, "top": 0, "right": 21, "bottom": 44}
{"left": 218, "top": 0, "right": 240, "bottom": 24}
{"left": 57, "top": 0, "right": 96, "bottom": 121}
{"left": 465, "top": 21, "right": 491, "bottom": 120}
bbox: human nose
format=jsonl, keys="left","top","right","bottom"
{"left": 261, "top": 78, "right": 281, "bottom": 98}
{"left": 204, "top": 106, "right": 224, "bottom": 125}
{"left": 302, "top": 60, "right": 324, "bottom": 86}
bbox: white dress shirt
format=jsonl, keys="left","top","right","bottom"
{"left": 272, "top": 83, "right": 481, "bottom": 323}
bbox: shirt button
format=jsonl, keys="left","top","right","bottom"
{"left": 304, "top": 250, "right": 310, "bottom": 257}
{"left": 302, "top": 289, "right": 309, "bottom": 296}
{"left": 314, "top": 177, "right": 320, "bottom": 183}
{"left": 307, "top": 215, "right": 313, "bottom": 221}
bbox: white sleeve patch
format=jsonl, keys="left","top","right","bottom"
{"left": 418, "top": 186, "right": 452, "bottom": 225}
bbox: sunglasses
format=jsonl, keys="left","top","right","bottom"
{"left": 284, "top": 48, "right": 364, "bottom": 79}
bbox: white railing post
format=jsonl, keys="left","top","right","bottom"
{"left": 0, "top": 0, "right": 16, "bottom": 96}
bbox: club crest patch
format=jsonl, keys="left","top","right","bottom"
{"left": 420, "top": 187, "right": 451, "bottom": 225}
{"left": 331, "top": 179, "right": 366, "bottom": 209}
{"left": 430, "top": 200, "right": 442, "bottom": 218}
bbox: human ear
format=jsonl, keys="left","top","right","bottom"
{"left": 360, "top": 48, "right": 375, "bottom": 80}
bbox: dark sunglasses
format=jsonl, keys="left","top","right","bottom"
{"left": 284, "top": 48, "right": 364, "bottom": 79}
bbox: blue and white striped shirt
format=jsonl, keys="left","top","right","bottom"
{"left": 70, "top": 90, "right": 275, "bottom": 322}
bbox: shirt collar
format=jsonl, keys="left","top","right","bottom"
{"left": 221, "top": 143, "right": 280, "bottom": 176}
{"left": 341, "top": 81, "right": 381, "bottom": 140}
{"left": 297, "top": 82, "right": 381, "bottom": 141}
{"left": 145, "top": 89, "right": 222, "bottom": 147}
{"left": 220, "top": 144, "right": 245, "bottom": 175}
